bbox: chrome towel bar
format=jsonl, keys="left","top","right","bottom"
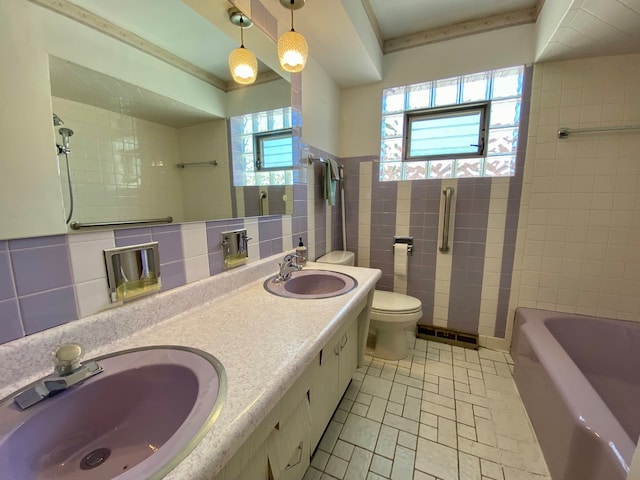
{"left": 558, "top": 125, "right": 640, "bottom": 139}
{"left": 69, "top": 216, "right": 173, "bottom": 230}
{"left": 175, "top": 161, "right": 218, "bottom": 168}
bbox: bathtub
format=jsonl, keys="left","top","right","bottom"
{"left": 511, "top": 307, "right": 639, "bottom": 480}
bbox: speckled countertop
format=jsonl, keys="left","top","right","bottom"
{"left": 0, "top": 254, "right": 381, "bottom": 479}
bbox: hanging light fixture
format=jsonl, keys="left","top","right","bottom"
{"left": 228, "top": 9, "right": 258, "bottom": 85}
{"left": 277, "top": 0, "right": 308, "bottom": 73}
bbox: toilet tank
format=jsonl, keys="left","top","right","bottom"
{"left": 316, "top": 251, "right": 355, "bottom": 266}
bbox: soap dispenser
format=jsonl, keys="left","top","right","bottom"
{"left": 296, "top": 237, "right": 308, "bottom": 266}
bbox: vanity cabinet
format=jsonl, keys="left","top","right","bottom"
{"left": 214, "top": 294, "right": 370, "bottom": 480}
{"left": 309, "top": 299, "right": 362, "bottom": 451}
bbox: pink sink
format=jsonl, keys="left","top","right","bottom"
{"left": 0, "top": 346, "right": 226, "bottom": 480}
{"left": 264, "top": 270, "right": 357, "bottom": 299}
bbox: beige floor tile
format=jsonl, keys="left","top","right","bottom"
{"left": 340, "top": 414, "right": 381, "bottom": 451}
{"left": 415, "top": 438, "right": 459, "bottom": 480}
{"left": 390, "top": 445, "right": 416, "bottom": 480}
{"left": 375, "top": 424, "right": 398, "bottom": 459}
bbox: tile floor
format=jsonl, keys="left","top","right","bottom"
{"left": 303, "top": 334, "right": 550, "bottom": 480}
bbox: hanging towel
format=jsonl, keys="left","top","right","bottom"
{"left": 324, "top": 158, "right": 339, "bottom": 206}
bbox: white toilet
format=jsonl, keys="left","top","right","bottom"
{"left": 316, "top": 250, "right": 423, "bottom": 360}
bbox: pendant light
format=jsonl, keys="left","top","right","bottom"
{"left": 277, "top": 0, "right": 308, "bottom": 73}
{"left": 228, "top": 9, "right": 258, "bottom": 85}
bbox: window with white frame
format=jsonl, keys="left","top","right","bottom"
{"left": 380, "top": 66, "right": 525, "bottom": 181}
{"left": 231, "top": 107, "right": 293, "bottom": 186}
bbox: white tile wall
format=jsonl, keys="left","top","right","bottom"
{"left": 52, "top": 97, "right": 184, "bottom": 224}
{"left": 180, "top": 223, "right": 209, "bottom": 283}
{"left": 510, "top": 53, "right": 640, "bottom": 327}
{"left": 68, "top": 230, "right": 115, "bottom": 317}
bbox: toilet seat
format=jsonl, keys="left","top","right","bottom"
{"left": 370, "top": 290, "right": 422, "bottom": 324}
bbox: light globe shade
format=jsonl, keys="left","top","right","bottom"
{"left": 228, "top": 46, "right": 257, "bottom": 85}
{"left": 277, "top": 30, "right": 308, "bottom": 73}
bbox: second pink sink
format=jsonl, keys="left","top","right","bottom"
{"left": 264, "top": 270, "right": 357, "bottom": 299}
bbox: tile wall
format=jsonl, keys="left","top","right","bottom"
{"left": 0, "top": 155, "right": 344, "bottom": 345}
{"left": 341, "top": 66, "right": 532, "bottom": 346}
{"left": 510, "top": 53, "right": 640, "bottom": 321}
{"left": 52, "top": 97, "right": 186, "bottom": 223}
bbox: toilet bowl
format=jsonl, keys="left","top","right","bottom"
{"left": 316, "top": 251, "right": 423, "bottom": 360}
{"left": 369, "top": 290, "right": 422, "bottom": 360}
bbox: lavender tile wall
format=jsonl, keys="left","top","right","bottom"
{"left": 447, "top": 179, "right": 491, "bottom": 333}
{"left": 407, "top": 180, "right": 441, "bottom": 322}
{"left": 0, "top": 299, "right": 23, "bottom": 344}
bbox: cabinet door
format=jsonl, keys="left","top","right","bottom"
{"left": 338, "top": 317, "right": 359, "bottom": 396}
{"left": 309, "top": 347, "right": 339, "bottom": 451}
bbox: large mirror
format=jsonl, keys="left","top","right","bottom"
{"left": 0, "top": 0, "right": 293, "bottom": 241}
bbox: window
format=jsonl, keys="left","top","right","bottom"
{"left": 255, "top": 129, "right": 293, "bottom": 171}
{"left": 406, "top": 103, "right": 488, "bottom": 160}
{"left": 380, "top": 66, "right": 525, "bottom": 181}
{"left": 231, "top": 107, "right": 293, "bottom": 186}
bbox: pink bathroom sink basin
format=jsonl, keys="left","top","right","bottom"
{"left": 0, "top": 346, "right": 226, "bottom": 480}
{"left": 264, "top": 269, "right": 357, "bottom": 299}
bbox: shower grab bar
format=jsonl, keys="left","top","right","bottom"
{"left": 557, "top": 125, "right": 640, "bottom": 139}
{"left": 439, "top": 187, "right": 454, "bottom": 253}
{"left": 175, "top": 160, "right": 218, "bottom": 168}
{"left": 259, "top": 191, "right": 267, "bottom": 216}
{"left": 69, "top": 216, "right": 173, "bottom": 230}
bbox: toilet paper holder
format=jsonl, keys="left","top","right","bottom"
{"left": 393, "top": 236, "right": 413, "bottom": 255}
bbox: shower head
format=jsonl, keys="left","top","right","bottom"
{"left": 58, "top": 127, "right": 74, "bottom": 154}
{"left": 53, "top": 113, "right": 64, "bottom": 126}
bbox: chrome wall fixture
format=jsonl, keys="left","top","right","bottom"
{"left": 439, "top": 187, "right": 454, "bottom": 253}
{"left": 70, "top": 216, "right": 173, "bottom": 230}
{"left": 557, "top": 124, "right": 640, "bottom": 139}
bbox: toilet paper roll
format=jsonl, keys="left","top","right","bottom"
{"left": 393, "top": 243, "right": 408, "bottom": 276}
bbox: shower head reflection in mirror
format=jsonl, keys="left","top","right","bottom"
{"left": 53, "top": 114, "right": 75, "bottom": 224}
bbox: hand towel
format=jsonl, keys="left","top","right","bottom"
{"left": 323, "top": 159, "right": 339, "bottom": 206}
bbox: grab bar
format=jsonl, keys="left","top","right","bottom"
{"left": 439, "top": 187, "right": 454, "bottom": 253}
{"left": 259, "top": 191, "right": 267, "bottom": 216}
{"left": 69, "top": 216, "right": 173, "bottom": 230}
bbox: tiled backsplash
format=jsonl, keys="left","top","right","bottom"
{"left": 0, "top": 157, "right": 346, "bottom": 346}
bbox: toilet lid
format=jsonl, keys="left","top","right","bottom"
{"left": 316, "top": 251, "right": 355, "bottom": 265}
{"left": 372, "top": 290, "right": 422, "bottom": 314}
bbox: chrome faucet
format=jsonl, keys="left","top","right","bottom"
{"left": 274, "top": 254, "right": 302, "bottom": 282}
{"left": 13, "top": 343, "right": 103, "bottom": 410}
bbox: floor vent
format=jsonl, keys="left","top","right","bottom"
{"left": 416, "top": 324, "right": 479, "bottom": 350}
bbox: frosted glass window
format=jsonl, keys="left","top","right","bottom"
{"left": 379, "top": 65, "right": 525, "bottom": 181}
{"left": 231, "top": 107, "right": 293, "bottom": 186}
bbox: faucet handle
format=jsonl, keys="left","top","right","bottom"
{"left": 53, "top": 343, "right": 83, "bottom": 375}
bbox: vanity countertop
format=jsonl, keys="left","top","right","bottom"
{"left": 0, "top": 255, "right": 381, "bottom": 479}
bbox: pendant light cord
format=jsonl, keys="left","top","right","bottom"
{"left": 240, "top": 17, "right": 245, "bottom": 47}
{"left": 290, "top": 1, "right": 295, "bottom": 31}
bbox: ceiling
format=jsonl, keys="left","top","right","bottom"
{"left": 44, "top": 0, "right": 640, "bottom": 98}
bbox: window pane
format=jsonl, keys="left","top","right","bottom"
{"left": 256, "top": 172, "right": 270, "bottom": 185}
{"left": 490, "top": 100, "right": 520, "bottom": 127}
{"left": 383, "top": 86, "right": 406, "bottom": 113}
{"left": 381, "top": 138, "right": 403, "bottom": 161}
{"left": 380, "top": 162, "right": 402, "bottom": 181}
{"left": 261, "top": 135, "right": 292, "bottom": 169}
{"left": 269, "top": 170, "right": 286, "bottom": 185}
{"left": 382, "top": 114, "right": 404, "bottom": 138}
{"left": 409, "top": 110, "right": 483, "bottom": 157}
{"left": 487, "top": 128, "right": 518, "bottom": 155}
{"left": 492, "top": 67, "right": 523, "bottom": 99}
{"left": 485, "top": 155, "right": 516, "bottom": 177}
{"left": 428, "top": 160, "right": 453, "bottom": 178}
{"left": 403, "top": 161, "right": 427, "bottom": 180}
{"left": 434, "top": 77, "right": 459, "bottom": 106}
{"left": 244, "top": 172, "right": 256, "bottom": 186}
{"left": 462, "top": 72, "right": 490, "bottom": 102}
{"left": 455, "top": 158, "right": 483, "bottom": 177}
{"left": 407, "top": 83, "right": 432, "bottom": 110}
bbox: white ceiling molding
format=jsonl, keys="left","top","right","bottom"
{"left": 384, "top": 7, "right": 538, "bottom": 54}
{"left": 28, "top": 0, "right": 280, "bottom": 92}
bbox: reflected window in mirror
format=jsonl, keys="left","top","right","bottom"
{"left": 231, "top": 107, "right": 293, "bottom": 187}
